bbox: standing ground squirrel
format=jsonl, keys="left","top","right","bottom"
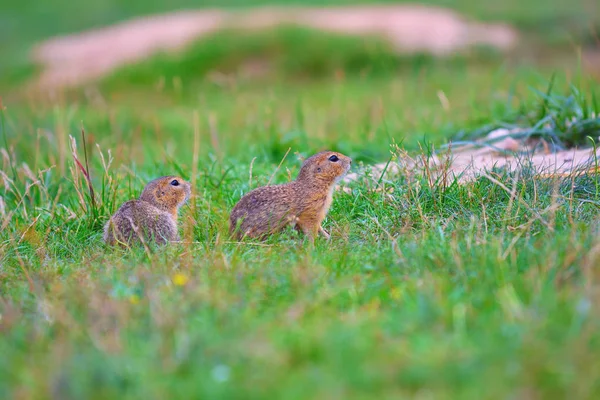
{"left": 104, "top": 176, "right": 191, "bottom": 246}
{"left": 229, "top": 151, "right": 352, "bottom": 241}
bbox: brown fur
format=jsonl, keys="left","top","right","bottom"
{"left": 104, "top": 176, "right": 191, "bottom": 246}
{"left": 229, "top": 151, "right": 351, "bottom": 241}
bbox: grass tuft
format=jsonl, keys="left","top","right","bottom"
{"left": 453, "top": 78, "right": 600, "bottom": 148}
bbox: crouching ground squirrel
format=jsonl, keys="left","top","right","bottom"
{"left": 104, "top": 176, "right": 191, "bottom": 246}
{"left": 229, "top": 151, "right": 352, "bottom": 241}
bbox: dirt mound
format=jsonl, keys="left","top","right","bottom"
{"left": 32, "top": 5, "right": 518, "bottom": 88}
{"left": 346, "top": 129, "right": 600, "bottom": 186}
{"left": 33, "top": 10, "right": 226, "bottom": 88}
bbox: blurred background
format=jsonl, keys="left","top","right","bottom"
{"left": 1, "top": 0, "right": 599, "bottom": 165}
{"left": 2, "top": 0, "right": 599, "bottom": 89}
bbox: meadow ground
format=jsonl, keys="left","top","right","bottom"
{"left": 2, "top": 1, "right": 600, "bottom": 399}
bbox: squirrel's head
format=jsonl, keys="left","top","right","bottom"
{"left": 296, "top": 151, "right": 352, "bottom": 185}
{"left": 139, "top": 176, "right": 191, "bottom": 214}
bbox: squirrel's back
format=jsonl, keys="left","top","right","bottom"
{"left": 229, "top": 183, "right": 298, "bottom": 239}
{"left": 104, "top": 199, "right": 178, "bottom": 246}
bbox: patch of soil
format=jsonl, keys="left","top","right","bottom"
{"left": 31, "top": 5, "right": 519, "bottom": 88}
{"left": 33, "top": 10, "right": 226, "bottom": 88}
{"left": 345, "top": 129, "right": 600, "bottom": 185}
{"left": 583, "top": 49, "right": 600, "bottom": 79}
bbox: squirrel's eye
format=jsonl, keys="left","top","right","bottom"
{"left": 170, "top": 179, "right": 180, "bottom": 186}
{"left": 328, "top": 155, "right": 339, "bottom": 162}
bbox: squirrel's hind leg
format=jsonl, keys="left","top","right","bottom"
{"left": 297, "top": 221, "right": 319, "bottom": 244}
{"left": 318, "top": 226, "right": 331, "bottom": 240}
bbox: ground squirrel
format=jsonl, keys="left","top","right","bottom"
{"left": 229, "top": 151, "right": 352, "bottom": 241}
{"left": 104, "top": 176, "right": 191, "bottom": 246}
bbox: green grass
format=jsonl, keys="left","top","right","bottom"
{"left": 3, "top": 1, "right": 600, "bottom": 397}
{"left": 3, "top": 66, "right": 600, "bottom": 397}
{"left": 451, "top": 78, "right": 600, "bottom": 148}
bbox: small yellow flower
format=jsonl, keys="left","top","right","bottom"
{"left": 365, "top": 298, "right": 380, "bottom": 318}
{"left": 173, "top": 273, "right": 189, "bottom": 286}
{"left": 129, "top": 294, "right": 140, "bottom": 304}
{"left": 390, "top": 287, "right": 402, "bottom": 300}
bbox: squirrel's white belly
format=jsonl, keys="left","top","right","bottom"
{"left": 322, "top": 186, "right": 334, "bottom": 215}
